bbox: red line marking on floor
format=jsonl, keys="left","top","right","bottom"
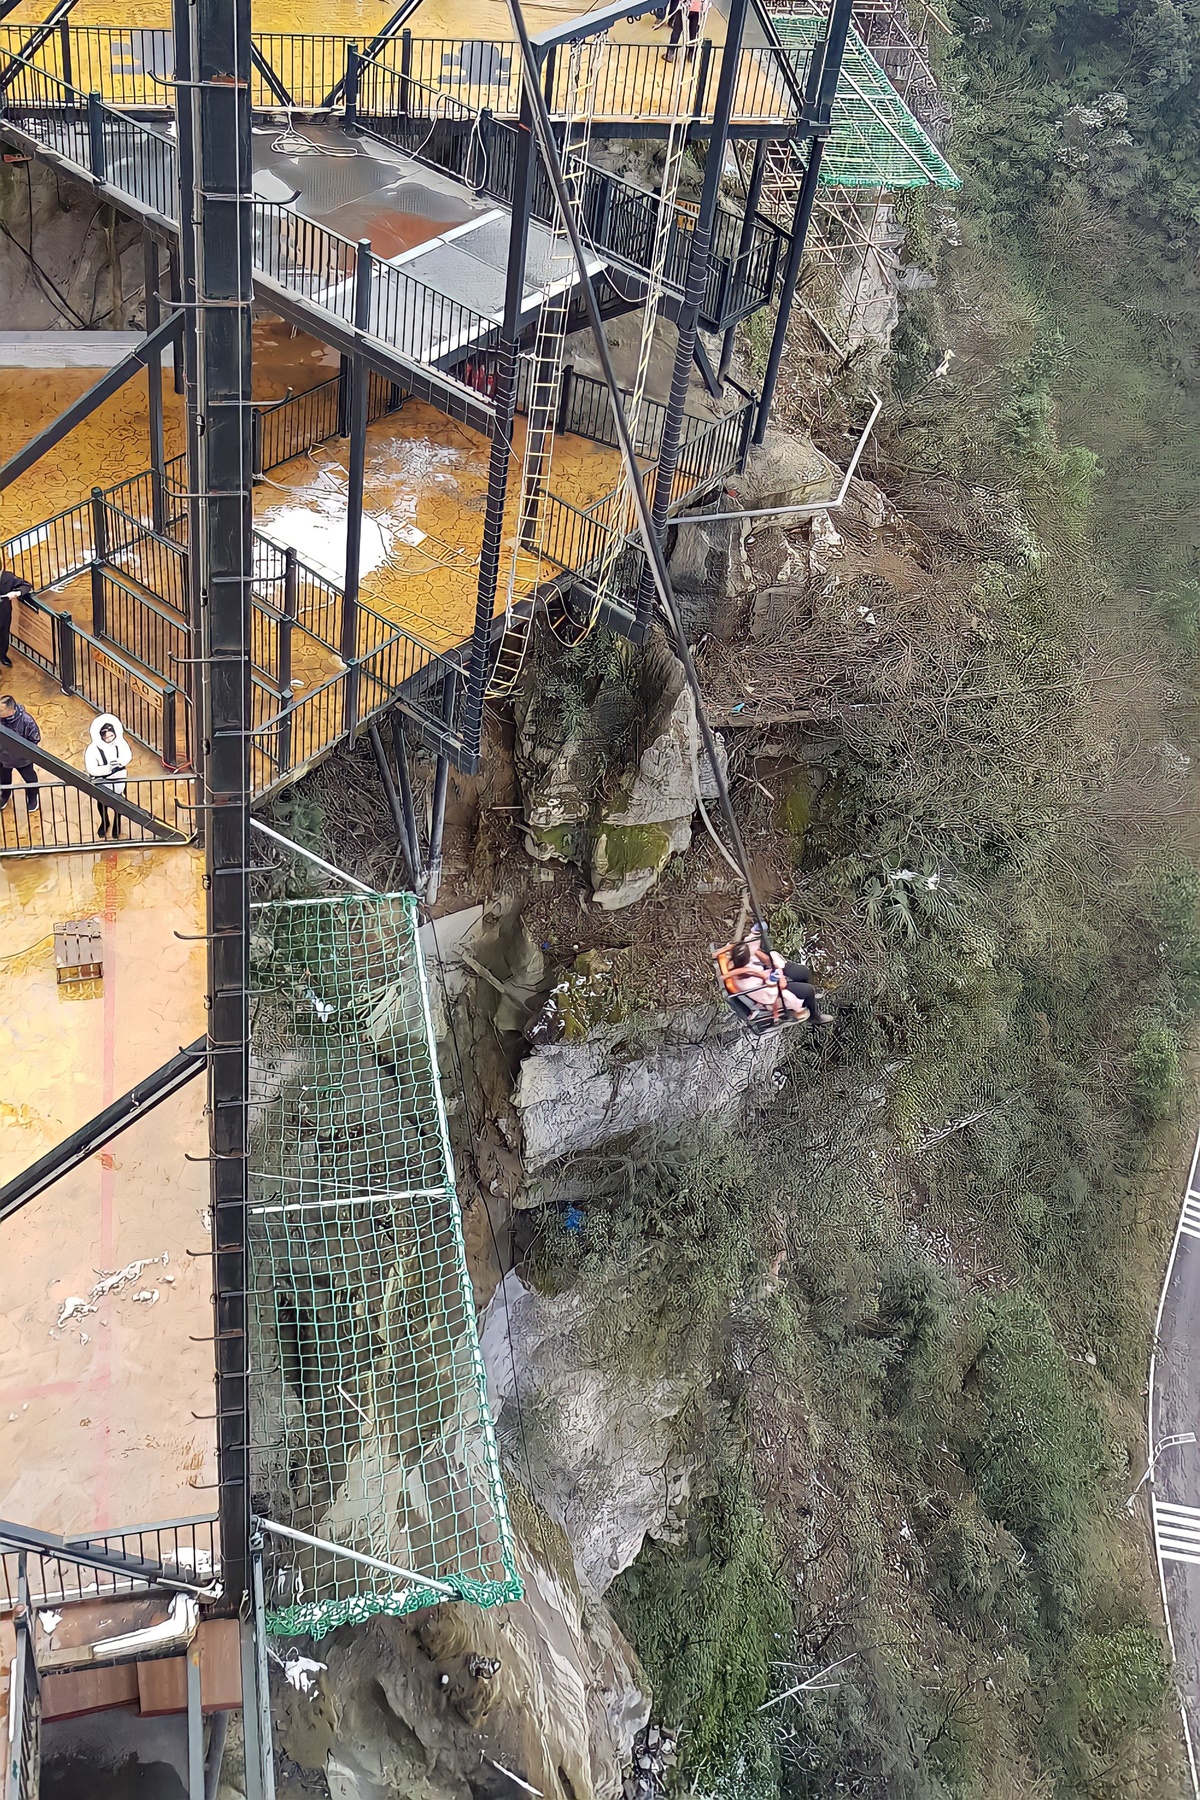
{"left": 93, "top": 848, "right": 121, "bottom": 1521}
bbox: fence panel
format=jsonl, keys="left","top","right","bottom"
{"left": 102, "top": 502, "right": 189, "bottom": 615}
{"left": 0, "top": 501, "right": 93, "bottom": 593}
{"left": 71, "top": 624, "right": 186, "bottom": 764}
{"left": 94, "top": 569, "right": 188, "bottom": 687}
{"left": 0, "top": 775, "right": 195, "bottom": 853}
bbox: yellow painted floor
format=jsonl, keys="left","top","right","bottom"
{"left": 254, "top": 396, "right": 638, "bottom": 653}
{"left": 1, "top": 320, "right": 654, "bottom": 670}
{"left": 0, "top": 837, "right": 216, "bottom": 1536}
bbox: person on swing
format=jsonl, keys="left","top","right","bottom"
{"left": 726, "top": 928, "right": 834, "bottom": 1024}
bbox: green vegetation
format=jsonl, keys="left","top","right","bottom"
{"left": 528, "top": 3, "right": 1200, "bottom": 1793}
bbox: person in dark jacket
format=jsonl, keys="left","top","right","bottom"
{"left": 0, "top": 569, "right": 33, "bottom": 668}
{"left": 0, "top": 694, "right": 40, "bottom": 812}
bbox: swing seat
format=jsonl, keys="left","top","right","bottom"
{"left": 712, "top": 944, "right": 789, "bottom": 1035}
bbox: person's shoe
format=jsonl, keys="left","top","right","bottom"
{"left": 25, "top": 800, "right": 38, "bottom": 813}
{"left": 98, "top": 822, "right": 107, "bottom": 839}
{"left": 817, "top": 1013, "right": 834, "bottom": 1024}
{"left": 112, "top": 820, "right": 121, "bottom": 838}
{"left": 0, "top": 656, "right": 12, "bottom": 667}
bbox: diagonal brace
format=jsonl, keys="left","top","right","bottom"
{"left": 0, "top": 314, "right": 183, "bottom": 492}
{"left": 0, "top": 1037, "right": 207, "bottom": 1225}
{"left": 0, "top": 721, "right": 186, "bottom": 838}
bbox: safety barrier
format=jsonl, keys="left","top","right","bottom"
{"left": 3, "top": 1559, "right": 39, "bottom": 1800}
{"left": 0, "top": 1516, "right": 220, "bottom": 1611}
{"left": 0, "top": 27, "right": 804, "bottom": 125}
{"left": 0, "top": 774, "right": 195, "bottom": 854}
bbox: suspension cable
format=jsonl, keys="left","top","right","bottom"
{"left": 504, "top": 0, "right": 769, "bottom": 934}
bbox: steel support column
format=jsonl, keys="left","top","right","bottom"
{"left": 342, "top": 238, "right": 372, "bottom": 737}
{"left": 460, "top": 84, "right": 537, "bottom": 766}
{"left": 425, "top": 664, "right": 458, "bottom": 905}
{"left": 751, "top": 0, "right": 854, "bottom": 445}
{"left": 632, "top": 0, "right": 750, "bottom": 633}
{"left": 143, "top": 232, "right": 168, "bottom": 533}
{"left": 172, "top": 0, "right": 254, "bottom": 1616}
{"left": 718, "top": 138, "right": 766, "bottom": 382}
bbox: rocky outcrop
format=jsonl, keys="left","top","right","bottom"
{"left": 513, "top": 630, "right": 700, "bottom": 909}
{"left": 267, "top": 1502, "right": 648, "bottom": 1800}
{"left": 480, "top": 1272, "right": 698, "bottom": 1596}
{"left": 514, "top": 1008, "right": 790, "bottom": 1174}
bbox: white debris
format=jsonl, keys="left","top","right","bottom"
{"left": 283, "top": 1655, "right": 327, "bottom": 1696}
{"left": 39, "top": 1611, "right": 62, "bottom": 1634}
{"left": 304, "top": 987, "right": 335, "bottom": 1023}
{"left": 79, "top": 1333, "right": 90, "bottom": 1345}
{"left": 56, "top": 1296, "right": 93, "bottom": 1329}
{"left": 132, "top": 1290, "right": 160, "bottom": 1305}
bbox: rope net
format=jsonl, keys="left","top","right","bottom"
{"left": 248, "top": 895, "right": 521, "bottom": 1637}
{"left": 771, "top": 13, "right": 960, "bottom": 189}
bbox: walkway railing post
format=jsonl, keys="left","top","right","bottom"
{"left": 279, "top": 544, "right": 296, "bottom": 702}
{"left": 56, "top": 611, "right": 76, "bottom": 694}
{"left": 90, "top": 484, "right": 108, "bottom": 568}
{"left": 87, "top": 90, "right": 106, "bottom": 181}
{"left": 344, "top": 41, "right": 360, "bottom": 133}
{"left": 163, "top": 683, "right": 178, "bottom": 768}
{"left": 341, "top": 238, "right": 373, "bottom": 737}
{"left": 399, "top": 28, "right": 412, "bottom": 116}
{"left": 143, "top": 234, "right": 168, "bottom": 535}
{"left": 90, "top": 561, "right": 106, "bottom": 638}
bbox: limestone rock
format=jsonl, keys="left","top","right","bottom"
{"left": 270, "top": 1503, "right": 648, "bottom": 1800}
{"left": 480, "top": 1272, "right": 698, "bottom": 1594}
{"left": 514, "top": 1010, "right": 791, "bottom": 1173}
{"left": 590, "top": 656, "right": 696, "bottom": 911}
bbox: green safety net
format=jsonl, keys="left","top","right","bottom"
{"left": 248, "top": 894, "right": 522, "bottom": 1638}
{"left": 772, "top": 13, "right": 960, "bottom": 189}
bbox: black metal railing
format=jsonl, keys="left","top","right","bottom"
{"left": 253, "top": 369, "right": 402, "bottom": 475}
{"left": 0, "top": 27, "right": 804, "bottom": 123}
{"left": 0, "top": 775, "right": 195, "bottom": 854}
{"left": 4, "top": 1557, "right": 39, "bottom": 1800}
{"left": 90, "top": 566, "right": 188, "bottom": 688}
{"left": 0, "top": 1516, "right": 220, "bottom": 1610}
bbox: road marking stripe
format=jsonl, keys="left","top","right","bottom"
{"left": 1181, "top": 1197, "right": 1200, "bottom": 1237}
{"left": 1153, "top": 1499, "right": 1200, "bottom": 1564}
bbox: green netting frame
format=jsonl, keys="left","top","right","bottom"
{"left": 248, "top": 894, "right": 521, "bottom": 1637}
{"left": 772, "top": 14, "right": 960, "bottom": 189}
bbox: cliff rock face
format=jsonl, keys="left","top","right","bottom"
{"left": 514, "top": 1011, "right": 790, "bottom": 1175}
{"left": 270, "top": 1504, "right": 648, "bottom": 1800}
{"left": 480, "top": 1271, "right": 697, "bottom": 1595}
{"left": 513, "top": 631, "right": 700, "bottom": 909}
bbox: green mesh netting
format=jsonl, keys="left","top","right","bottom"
{"left": 248, "top": 894, "right": 521, "bottom": 1638}
{"left": 772, "top": 14, "right": 960, "bottom": 188}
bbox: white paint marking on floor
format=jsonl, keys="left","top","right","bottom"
{"left": 1181, "top": 1193, "right": 1200, "bottom": 1237}
{"left": 1155, "top": 1499, "right": 1200, "bottom": 1565}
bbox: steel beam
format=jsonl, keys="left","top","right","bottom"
{"left": 633, "top": 0, "right": 751, "bottom": 631}
{"left": 459, "top": 76, "right": 537, "bottom": 764}
{"left": 0, "top": 1038, "right": 206, "bottom": 1226}
{"left": 0, "top": 314, "right": 181, "bottom": 492}
{"left": 341, "top": 239, "right": 372, "bottom": 736}
{"left": 752, "top": 0, "right": 854, "bottom": 444}
{"left": 143, "top": 234, "right": 168, "bottom": 533}
{"left": 172, "top": 0, "right": 254, "bottom": 1617}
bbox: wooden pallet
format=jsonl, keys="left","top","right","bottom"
{"left": 54, "top": 917, "right": 103, "bottom": 984}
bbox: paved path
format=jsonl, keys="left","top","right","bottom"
{"left": 1149, "top": 1129, "right": 1200, "bottom": 1793}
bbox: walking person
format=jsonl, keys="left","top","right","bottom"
{"left": 665, "top": 0, "right": 701, "bottom": 58}
{"left": 0, "top": 693, "right": 40, "bottom": 814}
{"left": 84, "top": 713, "right": 132, "bottom": 839}
{"left": 0, "top": 568, "right": 33, "bottom": 669}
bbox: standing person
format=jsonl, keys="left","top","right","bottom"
{"left": 84, "top": 713, "right": 132, "bottom": 839}
{"left": 0, "top": 568, "right": 33, "bottom": 669}
{"left": 666, "top": 0, "right": 701, "bottom": 58}
{"left": 0, "top": 693, "right": 40, "bottom": 813}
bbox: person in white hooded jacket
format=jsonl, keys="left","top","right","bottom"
{"left": 84, "top": 713, "right": 132, "bottom": 839}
